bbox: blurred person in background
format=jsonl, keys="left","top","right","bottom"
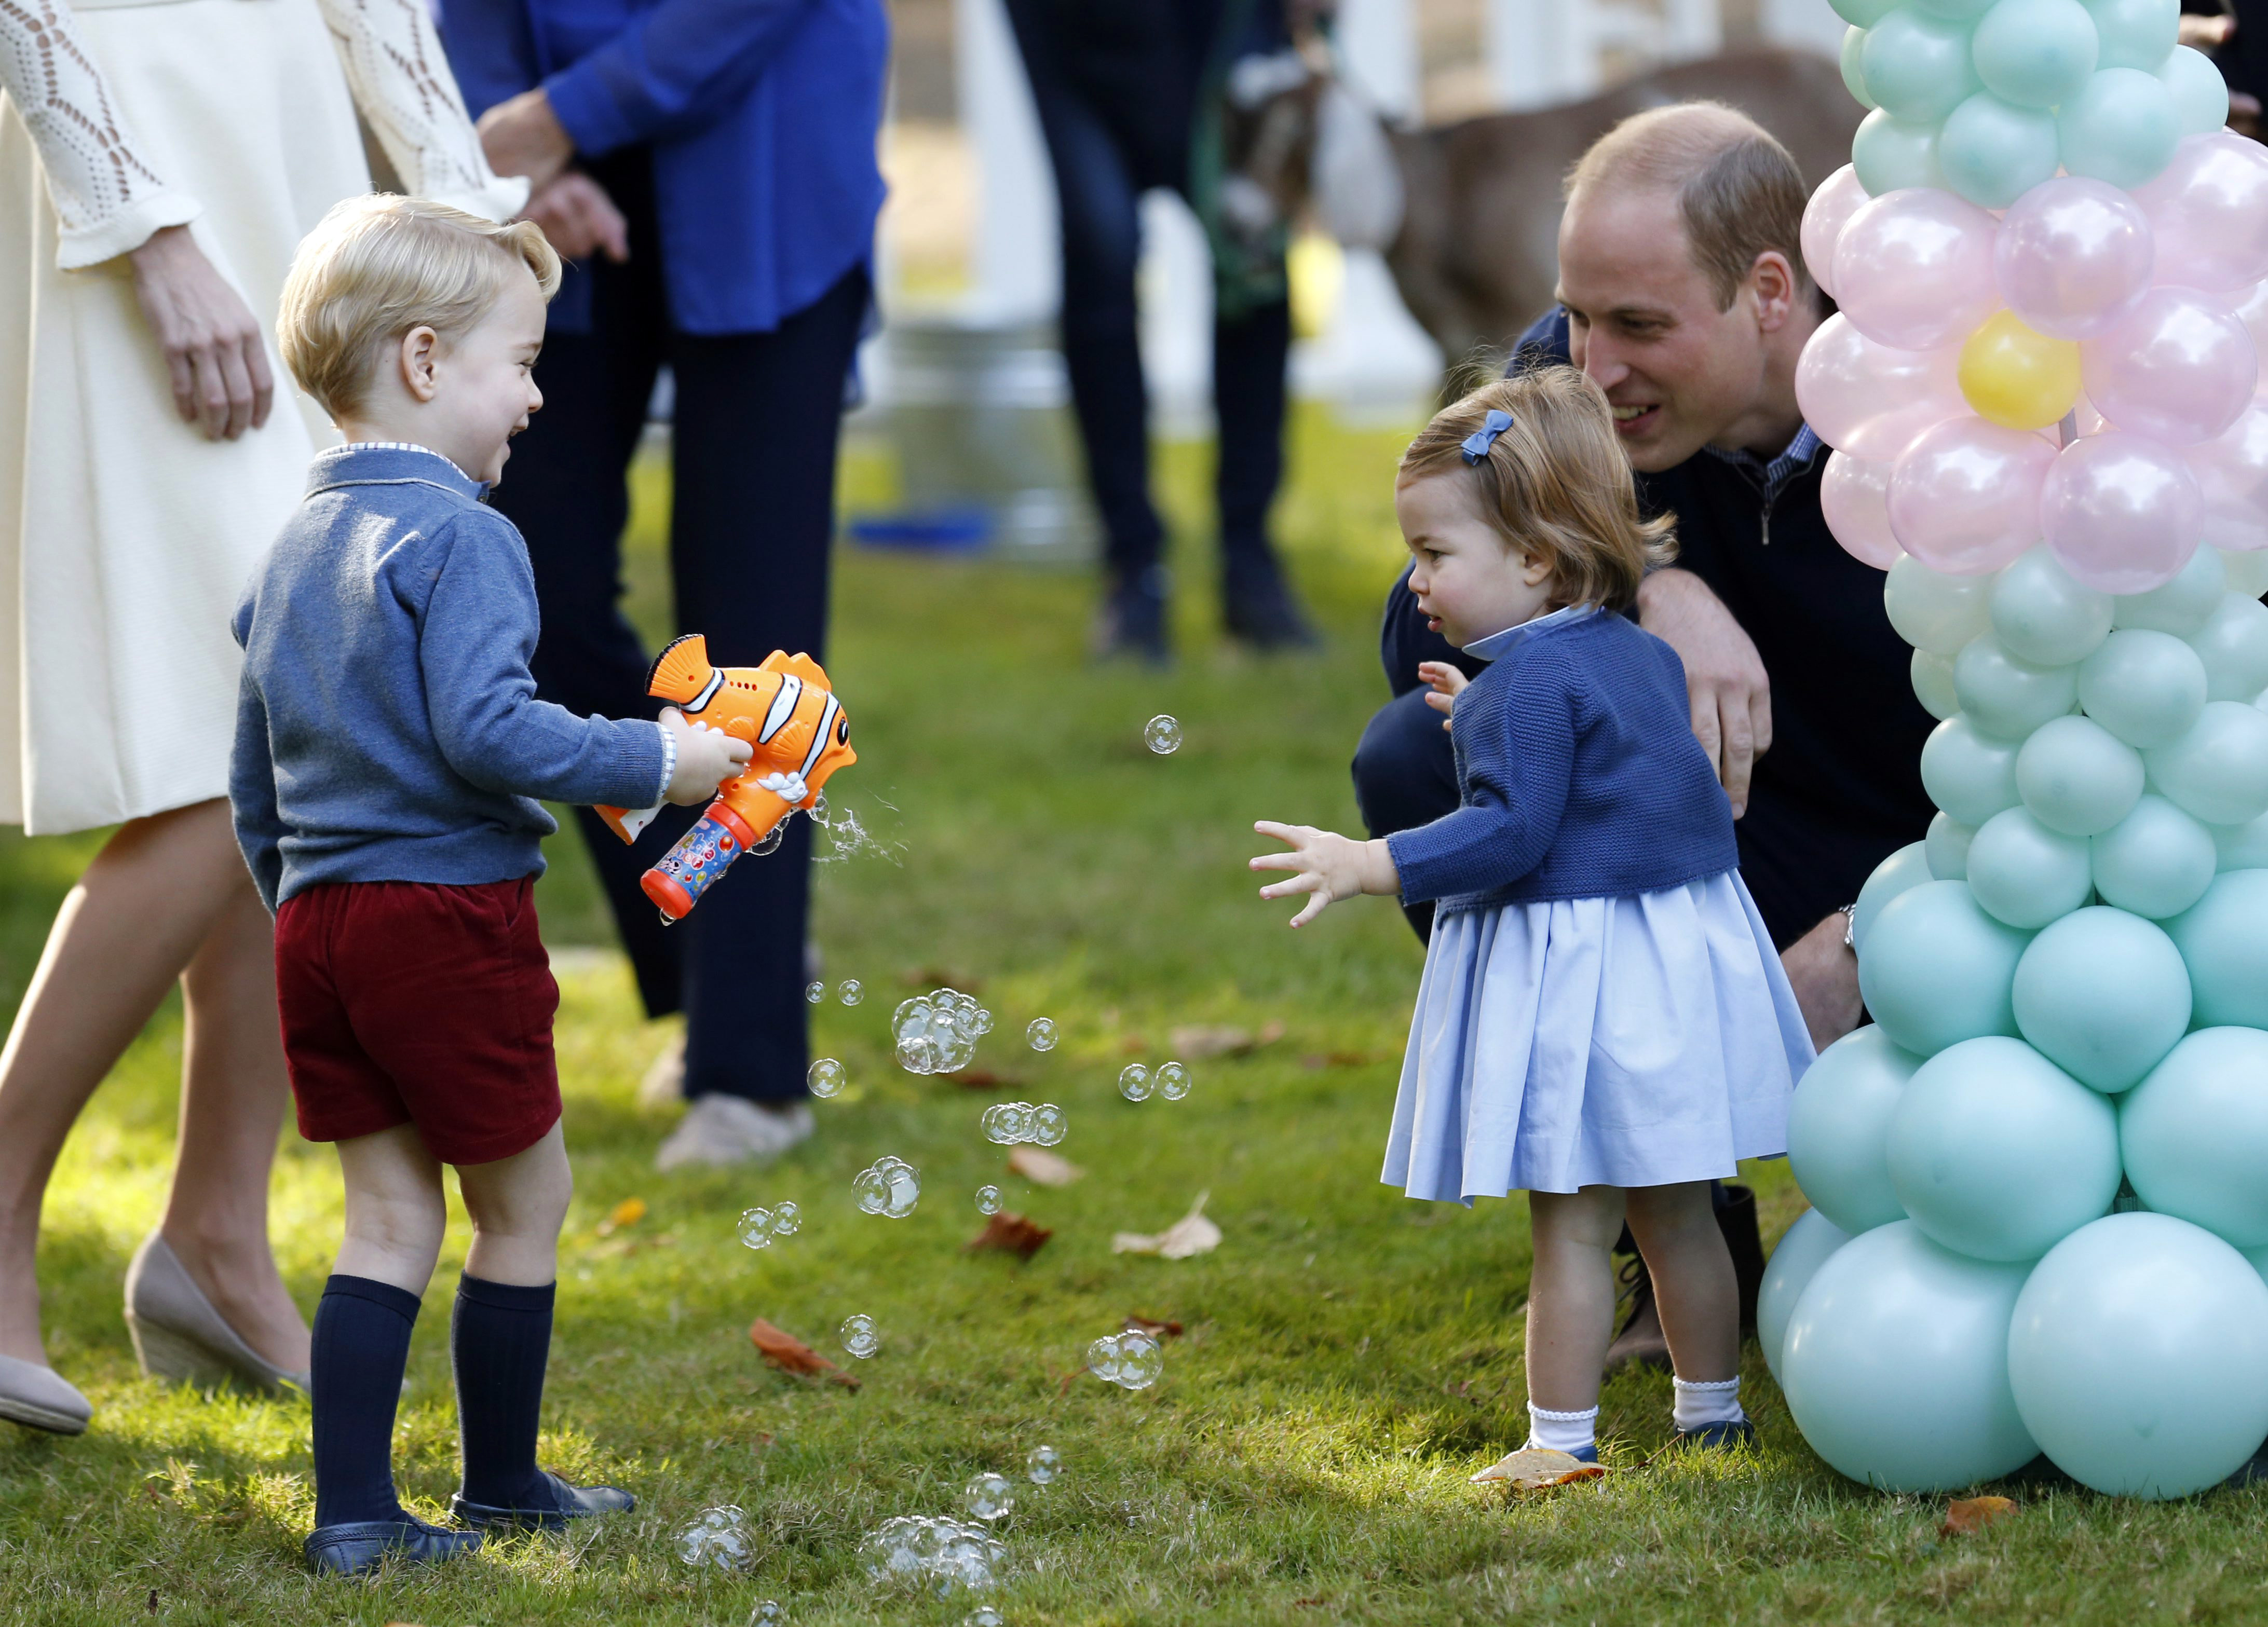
{"left": 440, "top": 0, "right": 888, "bottom": 1170}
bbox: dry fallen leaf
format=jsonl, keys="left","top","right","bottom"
{"left": 595, "top": 1197, "right": 646, "bottom": 1237}
{"left": 747, "top": 1318, "right": 859, "bottom": 1390}
{"left": 1113, "top": 1192, "right": 1221, "bottom": 1259}
{"left": 1124, "top": 1314, "right": 1183, "bottom": 1339}
{"left": 963, "top": 1211, "right": 1053, "bottom": 1261}
{"left": 1940, "top": 1495, "right": 2015, "bottom": 1537}
{"left": 1169, "top": 1020, "right": 1285, "bottom": 1059}
{"left": 1469, "top": 1447, "right": 1608, "bottom": 1490}
{"left": 1008, "top": 1147, "right": 1083, "bottom": 1186}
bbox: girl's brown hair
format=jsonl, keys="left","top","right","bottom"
{"left": 1399, "top": 368, "right": 1676, "bottom": 613}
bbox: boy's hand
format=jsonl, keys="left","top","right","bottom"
{"left": 1418, "top": 661, "right": 1468, "bottom": 730}
{"left": 661, "top": 707, "right": 752, "bottom": 804}
{"left": 1250, "top": 821, "right": 1398, "bottom": 928}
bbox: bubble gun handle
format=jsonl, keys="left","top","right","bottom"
{"left": 641, "top": 800, "right": 761, "bottom": 921}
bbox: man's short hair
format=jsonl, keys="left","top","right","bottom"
{"left": 1563, "top": 102, "right": 1812, "bottom": 312}
{"left": 277, "top": 194, "right": 562, "bottom": 419}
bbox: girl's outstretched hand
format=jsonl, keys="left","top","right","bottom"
{"left": 1418, "top": 661, "right": 1468, "bottom": 730}
{"left": 1250, "top": 821, "right": 1400, "bottom": 927}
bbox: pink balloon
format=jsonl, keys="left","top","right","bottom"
{"left": 2183, "top": 400, "right": 2268, "bottom": 551}
{"left": 1887, "top": 416, "right": 2057, "bottom": 576}
{"left": 2133, "top": 133, "right": 2268, "bottom": 295}
{"left": 2232, "top": 278, "right": 2268, "bottom": 360}
{"left": 2042, "top": 431, "right": 2204, "bottom": 593}
{"left": 1821, "top": 451, "right": 1902, "bottom": 569}
{"left": 1802, "top": 165, "right": 1869, "bottom": 302}
{"left": 1832, "top": 189, "right": 2002, "bottom": 351}
{"left": 1795, "top": 313, "right": 1965, "bottom": 461}
{"left": 1994, "top": 177, "right": 2156, "bottom": 341}
{"left": 2084, "top": 286, "right": 2258, "bottom": 446}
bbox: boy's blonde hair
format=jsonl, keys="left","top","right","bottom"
{"left": 277, "top": 194, "right": 562, "bottom": 418}
{"left": 1400, "top": 368, "right": 1675, "bottom": 613}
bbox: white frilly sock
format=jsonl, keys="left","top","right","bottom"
{"left": 1672, "top": 1375, "right": 1744, "bottom": 1432}
{"left": 1525, "top": 1402, "right": 1599, "bottom": 1454}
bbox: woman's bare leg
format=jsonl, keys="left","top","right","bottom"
{"left": 1524, "top": 1185, "right": 1628, "bottom": 1413}
{"left": 1624, "top": 1181, "right": 1740, "bottom": 1385}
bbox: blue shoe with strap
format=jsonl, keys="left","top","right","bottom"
{"left": 305, "top": 1514, "right": 481, "bottom": 1576}
{"left": 1671, "top": 1418, "right": 1758, "bottom": 1452}
{"left": 450, "top": 1469, "right": 635, "bottom": 1532}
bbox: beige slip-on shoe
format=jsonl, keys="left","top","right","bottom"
{"left": 0, "top": 1352, "right": 91, "bottom": 1434}
{"left": 124, "top": 1233, "right": 307, "bottom": 1396}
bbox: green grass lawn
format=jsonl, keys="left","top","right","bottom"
{"left": 2, "top": 408, "right": 2264, "bottom": 1625}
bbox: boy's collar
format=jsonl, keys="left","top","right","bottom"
{"left": 307, "top": 441, "right": 490, "bottom": 501}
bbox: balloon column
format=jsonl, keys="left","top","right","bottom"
{"left": 1770, "top": 0, "right": 2268, "bottom": 1500}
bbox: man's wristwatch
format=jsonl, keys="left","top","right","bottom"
{"left": 1839, "top": 901, "right": 1859, "bottom": 950}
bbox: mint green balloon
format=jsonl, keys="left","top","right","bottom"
{"left": 2058, "top": 67, "right": 2182, "bottom": 188}
{"left": 1927, "top": 811, "right": 1975, "bottom": 878}
{"left": 1782, "top": 1222, "right": 2038, "bottom": 1490}
{"left": 1913, "top": 649, "right": 1961, "bottom": 719}
{"left": 2017, "top": 713, "right": 2145, "bottom": 835}
{"left": 1853, "top": 108, "right": 1948, "bottom": 194}
{"left": 2248, "top": 1241, "right": 2268, "bottom": 1288}
{"left": 1993, "top": 547, "right": 2113, "bottom": 667}
{"left": 2113, "top": 541, "right": 2224, "bottom": 635}
{"left": 1842, "top": 25, "right": 1879, "bottom": 109}
{"left": 1863, "top": 8, "right": 1982, "bottom": 120}
{"left": 2013, "top": 905, "right": 2192, "bottom": 1090}
{"left": 2166, "top": 869, "right": 2268, "bottom": 1026}
{"left": 1832, "top": 0, "right": 1903, "bottom": 23}
{"left": 2161, "top": 43, "right": 2231, "bottom": 134}
{"left": 2007, "top": 1212, "right": 2268, "bottom": 1498}
{"left": 1860, "top": 879, "right": 2030, "bottom": 1054}
{"left": 1887, "top": 554, "right": 1995, "bottom": 654}
{"left": 1760, "top": 1208, "right": 1853, "bottom": 1384}
{"left": 2187, "top": 593, "right": 2268, "bottom": 702}
{"left": 1852, "top": 839, "right": 1934, "bottom": 952}
{"left": 2122, "top": 1027, "right": 2268, "bottom": 1247}
{"left": 1789, "top": 1026, "right": 1923, "bottom": 1236}
{"left": 1887, "top": 1035, "right": 2121, "bottom": 1259}
{"left": 2144, "top": 701, "right": 2268, "bottom": 825}
{"left": 2078, "top": 628, "right": 2208, "bottom": 747}
{"left": 2091, "top": 794, "right": 2217, "bottom": 917}
{"left": 2082, "top": 0, "right": 2178, "bottom": 70}
{"left": 1922, "top": 716, "right": 2023, "bottom": 825}
{"left": 1974, "top": 0, "right": 2099, "bottom": 107}
{"left": 1940, "top": 90, "right": 2063, "bottom": 206}
{"left": 2222, "top": 546, "right": 2268, "bottom": 598}
{"left": 2212, "top": 811, "right": 2268, "bottom": 870}
{"left": 1955, "top": 634, "right": 2080, "bottom": 740}
{"left": 1967, "top": 806, "right": 2093, "bottom": 926}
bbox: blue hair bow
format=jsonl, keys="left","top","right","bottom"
{"left": 1461, "top": 408, "right": 1514, "bottom": 465}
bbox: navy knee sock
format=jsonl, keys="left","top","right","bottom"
{"left": 310, "top": 1274, "right": 420, "bottom": 1528}
{"left": 451, "top": 1274, "right": 557, "bottom": 1509}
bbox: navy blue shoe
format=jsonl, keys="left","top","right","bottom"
{"left": 1519, "top": 1438, "right": 1600, "bottom": 1465}
{"left": 2224, "top": 1444, "right": 2268, "bottom": 1488}
{"left": 450, "top": 1469, "right": 635, "bottom": 1532}
{"left": 305, "top": 1515, "right": 481, "bottom": 1576}
{"left": 1671, "top": 1418, "right": 1758, "bottom": 1452}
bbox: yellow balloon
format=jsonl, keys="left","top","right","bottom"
{"left": 1958, "top": 311, "right": 2082, "bottom": 431}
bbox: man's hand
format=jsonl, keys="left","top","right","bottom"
{"left": 1783, "top": 911, "right": 1864, "bottom": 1052}
{"left": 1418, "top": 660, "right": 1468, "bottom": 730}
{"left": 127, "top": 225, "right": 274, "bottom": 441}
{"left": 1250, "top": 821, "right": 1398, "bottom": 927}
{"left": 524, "top": 172, "right": 629, "bottom": 264}
{"left": 660, "top": 708, "right": 753, "bottom": 804}
{"left": 479, "top": 88, "right": 574, "bottom": 192}
{"left": 1639, "top": 568, "right": 1772, "bottom": 817}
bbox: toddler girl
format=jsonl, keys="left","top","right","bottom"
{"left": 1251, "top": 370, "right": 1813, "bottom": 1462}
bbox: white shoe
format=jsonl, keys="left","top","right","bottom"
{"left": 655, "top": 1095, "right": 814, "bottom": 1171}
{"left": 636, "top": 1032, "right": 686, "bottom": 1109}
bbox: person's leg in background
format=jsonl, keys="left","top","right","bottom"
{"left": 1350, "top": 686, "right": 1459, "bottom": 944}
{"left": 486, "top": 151, "right": 683, "bottom": 1024}
{"left": 651, "top": 267, "right": 870, "bottom": 1170}
{"left": 1212, "top": 292, "right": 1313, "bottom": 646}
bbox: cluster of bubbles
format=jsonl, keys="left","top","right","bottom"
{"left": 840, "top": 1313, "right": 881, "bottom": 1360}
{"left": 852, "top": 1156, "right": 921, "bottom": 1219}
{"left": 974, "top": 1184, "right": 1003, "bottom": 1215}
{"left": 979, "top": 1101, "right": 1067, "bottom": 1146}
{"left": 859, "top": 1515, "right": 1007, "bottom": 1596}
{"left": 736, "top": 1200, "right": 803, "bottom": 1250}
{"left": 806, "top": 1057, "right": 846, "bottom": 1100}
{"left": 1804, "top": 10, "right": 2268, "bottom": 600}
{"left": 1144, "top": 715, "right": 1181, "bottom": 755}
{"left": 894, "top": 988, "right": 994, "bottom": 1075}
{"left": 963, "top": 1472, "right": 1014, "bottom": 1522}
{"left": 1026, "top": 1018, "right": 1058, "bottom": 1052}
{"left": 1117, "top": 1061, "right": 1190, "bottom": 1103}
{"left": 750, "top": 1603, "right": 785, "bottom": 1625}
{"left": 675, "top": 1505, "right": 751, "bottom": 1569}
{"left": 1085, "top": 1329, "right": 1164, "bottom": 1390}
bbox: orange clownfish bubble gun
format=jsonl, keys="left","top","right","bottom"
{"left": 594, "top": 634, "right": 855, "bottom": 921}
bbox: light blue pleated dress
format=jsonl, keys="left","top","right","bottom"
{"left": 1380, "top": 611, "right": 1817, "bottom": 1204}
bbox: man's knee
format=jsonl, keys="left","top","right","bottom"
{"left": 1351, "top": 688, "right": 1459, "bottom": 841}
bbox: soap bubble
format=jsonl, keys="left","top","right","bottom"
{"left": 1116, "top": 1329, "right": 1163, "bottom": 1389}
{"left": 807, "top": 1058, "right": 846, "bottom": 1099}
{"left": 840, "top": 1314, "right": 880, "bottom": 1359}
{"left": 676, "top": 1505, "right": 750, "bottom": 1568}
{"left": 749, "top": 1602, "right": 786, "bottom": 1626}
{"left": 971, "top": 1007, "right": 995, "bottom": 1036}
{"left": 1156, "top": 1061, "right": 1190, "bottom": 1101}
{"left": 1027, "top": 1018, "right": 1058, "bottom": 1051}
{"left": 1026, "top": 1445, "right": 1060, "bottom": 1485}
{"left": 770, "top": 1199, "right": 800, "bottom": 1237}
{"left": 1119, "top": 1063, "right": 1153, "bottom": 1102}
{"left": 1029, "top": 1102, "right": 1067, "bottom": 1146}
{"left": 737, "top": 1207, "right": 776, "bottom": 1249}
{"left": 964, "top": 1472, "right": 1014, "bottom": 1522}
{"left": 1145, "top": 715, "right": 1181, "bottom": 754}
{"left": 895, "top": 991, "right": 978, "bottom": 1075}
{"left": 980, "top": 1103, "right": 1017, "bottom": 1145}
{"left": 966, "top": 1609, "right": 1003, "bottom": 1627}
{"left": 839, "top": 979, "right": 864, "bottom": 1006}
{"left": 853, "top": 1165, "right": 890, "bottom": 1213}
{"left": 1086, "top": 1335, "right": 1125, "bottom": 1384}
{"left": 975, "top": 1184, "right": 1003, "bottom": 1215}
{"left": 753, "top": 821, "right": 787, "bottom": 857}
{"left": 805, "top": 980, "right": 825, "bottom": 1004}
{"left": 877, "top": 1157, "right": 921, "bottom": 1218}
{"left": 860, "top": 1514, "right": 1006, "bottom": 1596}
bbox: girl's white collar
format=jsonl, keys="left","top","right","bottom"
{"left": 1460, "top": 601, "right": 1599, "bottom": 662}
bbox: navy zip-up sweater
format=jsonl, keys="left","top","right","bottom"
{"left": 1386, "top": 607, "right": 1740, "bottom": 915}
{"left": 229, "top": 444, "right": 670, "bottom": 913}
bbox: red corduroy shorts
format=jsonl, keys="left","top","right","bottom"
{"left": 274, "top": 877, "right": 561, "bottom": 1166}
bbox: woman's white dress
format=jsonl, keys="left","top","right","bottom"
{"left": 0, "top": 0, "right": 524, "bottom": 833}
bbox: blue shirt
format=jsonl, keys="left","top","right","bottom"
{"left": 437, "top": 0, "right": 889, "bottom": 335}
{"left": 1386, "top": 606, "right": 1740, "bottom": 917}
{"left": 229, "top": 445, "right": 672, "bottom": 913}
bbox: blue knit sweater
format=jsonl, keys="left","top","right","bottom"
{"left": 229, "top": 444, "right": 671, "bottom": 913}
{"left": 1385, "top": 606, "right": 1740, "bottom": 915}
